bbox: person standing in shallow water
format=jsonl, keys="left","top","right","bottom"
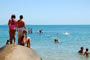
{"left": 17, "top": 15, "right": 26, "bottom": 45}
{"left": 84, "top": 48, "right": 90, "bottom": 57}
{"left": 8, "top": 14, "right": 17, "bottom": 47}
{"left": 78, "top": 47, "right": 84, "bottom": 54}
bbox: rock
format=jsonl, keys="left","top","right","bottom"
{"left": 0, "top": 45, "right": 41, "bottom": 60}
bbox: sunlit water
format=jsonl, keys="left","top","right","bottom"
{"left": 0, "top": 25, "right": 90, "bottom": 60}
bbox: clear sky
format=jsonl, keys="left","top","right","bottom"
{"left": 0, "top": 0, "right": 90, "bottom": 25}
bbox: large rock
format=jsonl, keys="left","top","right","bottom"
{"left": 0, "top": 45, "right": 41, "bottom": 60}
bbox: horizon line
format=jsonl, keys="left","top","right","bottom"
{"left": 0, "top": 24, "right": 90, "bottom": 25}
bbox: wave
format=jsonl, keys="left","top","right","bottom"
{"left": 63, "top": 32, "right": 70, "bottom": 35}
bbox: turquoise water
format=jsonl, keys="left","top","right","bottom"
{"left": 0, "top": 25, "right": 90, "bottom": 60}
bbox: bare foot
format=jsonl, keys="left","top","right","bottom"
{"left": 10, "top": 44, "right": 13, "bottom": 48}
{"left": 14, "top": 43, "right": 16, "bottom": 48}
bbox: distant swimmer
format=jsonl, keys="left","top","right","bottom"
{"left": 39, "top": 29, "right": 43, "bottom": 34}
{"left": 84, "top": 48, "right": 90, "bottom": 57}
{"left": 30, "top": 28, "right": 33, "bottom": 34}
{"left": 54, "top": 39, "right": 59, "bottom": 43}
{"left": 28, "top": 28, "right": 33, "bottom": 34}
{"left": 78, "top": 47, "right": 84, "bottom": 54}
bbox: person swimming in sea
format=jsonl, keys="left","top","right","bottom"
{"left": 28, "top": 28, "right": 33, "bottom": 34}
{"left": 78, "top": 47, "right": 84, "bottom": 54}
{"left": 39, "top": 29, "right": 43, "bottom": 34}
{"left": 54, "top": 39, "right": 59, "bottom": 43}
{"left": 84, "top": 48, "right": 90, "bottom": 57}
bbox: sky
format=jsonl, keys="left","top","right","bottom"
{"left": 0, "top": 0, "right": 90, "bottom": 25}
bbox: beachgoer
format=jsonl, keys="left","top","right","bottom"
{"left": 39, "top": 29, "right": 42, "bottom": 34}
{"left": 28, "top": 28, "right": 33, "bottom": 34}
{"left": 78, "top": 47, "right": 84, "bottom": 54}
{"left": 6, "top": 40, "right": 10, "bottom": 45}
{"left": 30, "top": 28, "right": 33, "bottom": 34}
{"left": 54, "top": 39, "right": 59, "bottom": 43}
{"left": 20, "top": 30, "right": 31, "bottom": 48}
{"left": 8, "top": 14, "right": 17, "bottom": 46}
{"left": 17, "top": 15, "right": 26, "bottom": 45}
{"left": 84, "top": 48, "right": 90, "bottom": 57}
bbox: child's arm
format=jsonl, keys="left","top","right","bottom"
{"left": 8, "top": 20, "right": 11, "bottom": 26}
{"left": 88, "top": 52, "right": 90, "bottom": 54}
{"left": 84, "top": 52, "right": 86, "bottom": 55}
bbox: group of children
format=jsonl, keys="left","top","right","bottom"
{"left": 78, "top": 47, "right": 90, "bottom": 57}
{"left": 7, "top": 14, "right": 31, "bottom": 48}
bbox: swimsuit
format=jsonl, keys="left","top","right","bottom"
{"left": 10, "top": 25, "right": 16, "bottom": 30}
{"left": 9, "top": 19, "right": 16, "bottom": 30}
{"left": 17, "top": 27, "right": 25, "bottom": 32}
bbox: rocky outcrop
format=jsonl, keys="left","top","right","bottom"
{"left": 0, "top": 45, "right": 41, "bottom": 60}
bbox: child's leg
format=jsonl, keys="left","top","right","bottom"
{"left": 14, "top": 36, "right": 16, "bottom": 46}
{"left": 10, "top": 31, "right": 13, "bottom": 45}
{"left": 13, "top": 30, "right": 16, "bottom": 46}
{"left": 10, "top": 34, "right": 13, "bottom": 48}
{"left": 10, "top": 37, "right": 12, "bottom": 44}
{"left": 18, "top": 32, "right": 22, "bottom": 45}
{"left": 27, "top": 38, "right": 30, "bottom": 48}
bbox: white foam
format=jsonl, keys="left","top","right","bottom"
{"left": 63, "top": 32, "right": 70, "bottom": 35}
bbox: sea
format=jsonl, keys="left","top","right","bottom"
{"left": 0, "top": 25, "right": 90, "bottom": 60}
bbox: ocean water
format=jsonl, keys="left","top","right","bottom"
{"left": 0, "top": 25, "right": 90, "bottom": 60}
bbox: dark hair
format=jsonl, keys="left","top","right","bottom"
{"left": 81, "top": 47, "right": 84, "bottom": 49}
{"left": 6, "top": 40, "right": 9, "bottom": 45}
{"left": 86, "top": 48, "right": 88, "bottom": 51}
{"left": 20, "top": 15, "right": 23, "bottom": 19}
{"left": 11, "top": 14, "right": 16, "bottom": 19}
{"left": 23, "top": 30, "right": 27, "bottom": 38}
{"left": 23, "top": 30, "right": 27, "bottom": 34}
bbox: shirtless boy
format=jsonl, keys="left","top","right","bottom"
{"left": 84, "top": 48, "right": 90, "bottom": 57}
{"left": 78, "top": 47, "right": 84, "bottom": 54}
{"left": 17, "top": 15, "right": 26, "bottom": 45}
